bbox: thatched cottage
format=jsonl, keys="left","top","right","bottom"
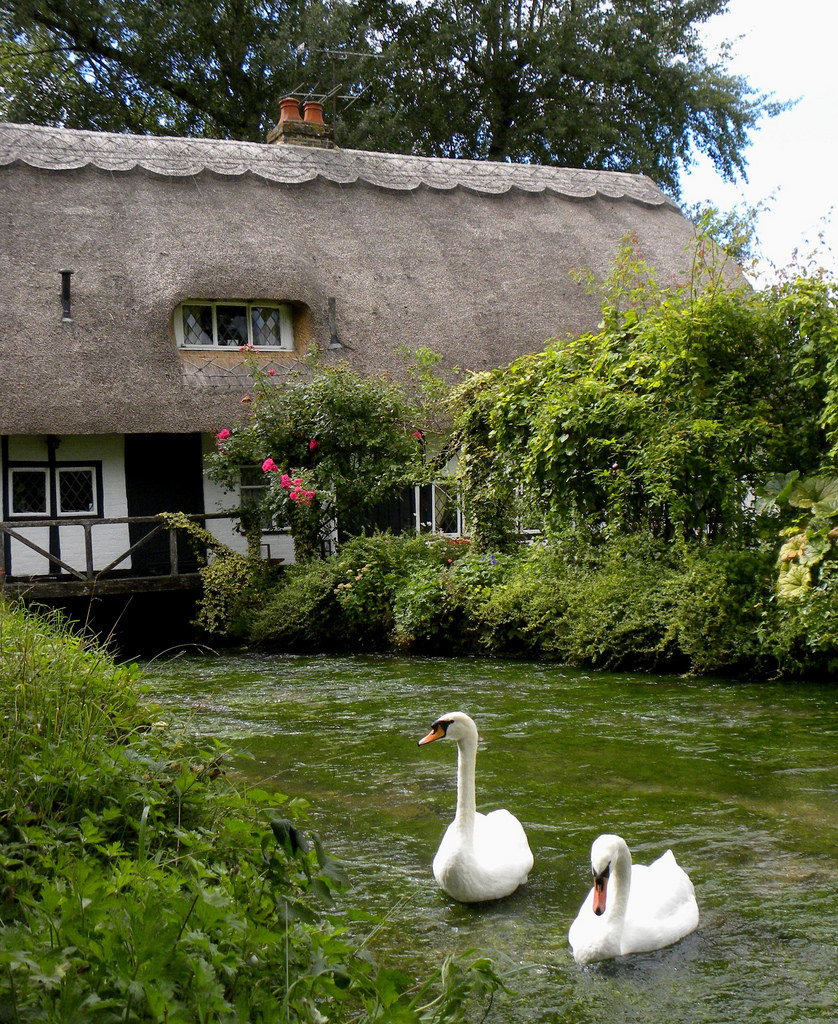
{"left": 0, "top": 108, "right": 701, "bottom": 595}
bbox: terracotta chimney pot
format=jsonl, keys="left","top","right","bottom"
{"left": 303, "top": 101, "right": 325, "bottom": 124}
{"left": 279, "top": 96, "right": 302, "bottom": 123}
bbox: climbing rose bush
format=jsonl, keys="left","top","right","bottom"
{"left": 206, "top": 359, "right": 427, "bottom": 561}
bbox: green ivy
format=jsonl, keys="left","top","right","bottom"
{"left": 453, "top": 239, "right": 831, "bottom": 545}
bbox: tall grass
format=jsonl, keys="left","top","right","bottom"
{"left": 0, "top": 601, "right": 501, "bottom": 1022}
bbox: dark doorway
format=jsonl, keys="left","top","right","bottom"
{"left": 124, "top": 433, "right": 205, "bottom": 574}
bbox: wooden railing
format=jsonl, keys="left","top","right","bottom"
{"left": 0, "top": 512, "right": 237, "bottom": 597}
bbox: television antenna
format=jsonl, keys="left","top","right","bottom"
{"left": 294, "top": 42, "right": 383, "bottom": 125}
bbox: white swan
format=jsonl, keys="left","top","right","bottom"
{"left": 418, "top": 711, "right": 533, "bottom": 903}
{"left": 568, "top": 833, "right": 699, "bottom": 964}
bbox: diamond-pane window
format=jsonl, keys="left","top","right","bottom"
{"left": 433, "top": 482, "right": 460, "bottom": 534}
{"left": 11, "top": 469, "right": 47, "bottom": 514}
{"left": 251, "top": 306, "right": 281, "bottom": 347}
{"left": 216, "top": 305, "right": 249, "bottom": 347}
{"left": 58, "top": 468, "right": 95, "bottom": 514}
{"left": 241, "top": 466, "right": 283, "bottom": 532}
{"left": 182, "top": 304, "right": 214, "bottom": 346}
{"left": 177, "top": 302, "right": 293, "bottom": 349}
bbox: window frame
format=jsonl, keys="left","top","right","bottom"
{"left": 175, "top": 301, "right": 295, "bottom": 351}
{"left": 239, "top": 466, "right": 287, "bottom": 535}
{"left": 430, "top": 480, "right": 462, "bottom": 536}
{"left": 6, "top": 462, "right": 103, "bottom": 519}
{"left": 56, "top": 465, "right": 98, "bottom": 517}
{"left": 9, "top": 466, "right": 49, "bottom": 517}
{"left": 416, "top": 480, "right": 463, "bottom": 536}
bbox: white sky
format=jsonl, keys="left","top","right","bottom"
{"left": 678, "top": 0, "right": 838, "bottom": 281}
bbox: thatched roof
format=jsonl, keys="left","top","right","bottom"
{"left": 0, "top": 122, "right": 701, "bottom": 436}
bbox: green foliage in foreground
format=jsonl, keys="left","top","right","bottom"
{"left": 205, "top": 530, "right": 838, "bottom": 678}
{"left": 0, "top": 602, "right": 503, "bottom": 1022}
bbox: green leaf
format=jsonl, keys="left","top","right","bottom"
{"left": 270, "top": 816, "right": 309, "bottom": 856}
{"left": 778, "top": 562, "right": 811, "bottom": 600}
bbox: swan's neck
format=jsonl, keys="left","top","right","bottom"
{"left": 606, "top": 841, "right": 632, "bottom": 926}
{"left": 454, "top": 734, "right": 478, "bottom": 840}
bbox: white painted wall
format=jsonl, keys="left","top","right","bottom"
{"left": 3, "top": 435, "right": 131, "bottom": 575}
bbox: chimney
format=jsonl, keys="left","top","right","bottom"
{"left": 303, "top": 101, "right": 324, "bottom": 124}
{"left": 267, "top": 95, "right": 335, "bottom": 148}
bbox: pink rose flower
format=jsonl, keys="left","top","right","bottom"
{"left": 267, "top": 368, "right": 276, "bottom": 376}
{"left": 412, "top": 430, "right": 424, "bottom": 440}
{"left": 280, "top": 474, "right": 291, "bottom": 489}
{"left": 216, "top": 429, "right": 231, "bottom": 440}
{"left": 309, "top": 439, "right": 319, "bottom": 450}
{"left": 262, "top": 458, "right": 278, "bottom": 472}
{"left": 293, "top": 477, "right": 302, "bottom": 486}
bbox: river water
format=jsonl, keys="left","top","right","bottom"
{"left": 143, "top": 652, "right": 838, "bottom": 1023}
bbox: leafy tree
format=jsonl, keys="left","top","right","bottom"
{"left": 456, "top": 241, "right": 830, "bottom": 544}
{"left": 207, "top": 359, "right": 426, "bottom": 561}
{"left": 352, "top": 0, "right": 782, "bottom": 193}
{"left": 2, "top": 0, "right": 780, "bottom": 194}
{"left": 0, "top": 0, "right": 340, "bottom": 137}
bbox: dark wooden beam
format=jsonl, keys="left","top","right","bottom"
{"left": 2, "top": 574, "right": 204, "bottom": 599}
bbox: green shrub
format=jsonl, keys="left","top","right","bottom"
{"left": 391, "top": 549, "right": 512, "bottom": 654}
{"left": 478, "top": 542, "right": 593, "bottom": 659}
{"left": 248, "top": 533, "right": 474, "bottom": 651}
{"left": 247, "top": 558, "right": 344, "bottom": 649}
{"left": 547, "top": 539, "right": 683, "bottom": 670}
{"left": 670, "top": 545, "right": 775, "bottom": 675}
{"left": 195, "top": 526, "right": 835, "bottom": 677}
{"left": 0, "top": 601, "right": 503, "bottom": 1022}
{"left": 760, "top": 562, "right": 838, "bottom": 678}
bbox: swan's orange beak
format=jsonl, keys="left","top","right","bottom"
{"left": 418, "top": 723, "right": 445, "bottom": 745}
{"left": 593, "top": 874, "right": 608, "bottom": 916}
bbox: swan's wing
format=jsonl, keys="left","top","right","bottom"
{"left": 629, "top": 852, "right": 698, "bottom": 917}
{"left": 622, "top": 852, "right": 699, "bottom": 954}
{"left": 477, "top": 809, "right": 534, "bottom": 875}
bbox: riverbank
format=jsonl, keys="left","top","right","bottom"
{"left": 192, "top": 531, "right": 837, "bottom": 681}
{"left": 0, "top": 601, "right": 501, "bottom": 1022}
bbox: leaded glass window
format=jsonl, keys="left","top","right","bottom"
{"left": 57, "top": 467, "right": 96, "bottom": 514}
{"left": 11, "top": 468, "right": 48, "bottom": 515}
{"left": 251, "top": 306, "right": 280, "bottom": 347}
{"left": 433, "top": 481, "right": 460, "bottom": 534}
{"left": 216, "top": 305, "right": 249, "bottom": 347}
{"left": 181, "top": 304, "right": 214, "bottom": 346}
{"left": 176, "top": 302, "right": 294, "bottom": 350}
